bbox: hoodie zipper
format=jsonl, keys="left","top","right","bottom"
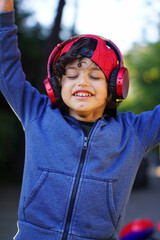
{"left": 62, "top": 136, "right": 89, "bottom": 240}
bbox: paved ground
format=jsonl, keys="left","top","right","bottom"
{"left": 0, "top": 175, "right": 160, "bottom": 240}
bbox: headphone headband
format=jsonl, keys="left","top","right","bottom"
{"left": 47, "top": 35, "right": 124, "bottom": 78}
{"left": 105, "top": 39, "right": 123, "bottom": 68}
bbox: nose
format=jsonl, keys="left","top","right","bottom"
{"left": 78, "top": 74, "right": 90, "bottom": 87}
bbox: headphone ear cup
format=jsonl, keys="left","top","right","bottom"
{"left": 109, "top": 68, "right": 119, "bottom": 99}
{"left": 50, "top": 76, "right": 61, "bottom": 100}
{"left": 109, "top": 67, "right": 129, "bottom": 99}
{"left": 44, "top": 76, "right": 61, "bottom": 105}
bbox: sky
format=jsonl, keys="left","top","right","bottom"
{"left": 21, "top": 0, "right": 160, "bottom": 53}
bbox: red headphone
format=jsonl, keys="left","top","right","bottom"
{"left": 44, "top": 34, "right": 129, "bottom": 105}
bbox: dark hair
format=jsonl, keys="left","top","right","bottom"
{"left": 53, "top": 37, "right": 121, "bottom": 118}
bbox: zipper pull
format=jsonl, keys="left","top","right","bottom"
{"left": 83, "top": 136, "right": 88, "bottom": 149}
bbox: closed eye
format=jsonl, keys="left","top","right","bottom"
{"left": 90, "top": 75, "right": 100, "bottom": 80}
{"left": 67, "top": 75, "right": 78, "bottom": 79}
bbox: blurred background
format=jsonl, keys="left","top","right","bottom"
{"left": 0, "top": 0, "right": 160, "bottom": 239}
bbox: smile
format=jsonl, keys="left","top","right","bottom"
{"left": 74, "top": 92, "right": 92, "bottom": 97}
{"left": 73, "top": 90, "right": 94, "bottom": 97}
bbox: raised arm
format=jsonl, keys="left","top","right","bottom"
{"left": 0, "top": 0, "right": 49, "bottom": 128}
{"left": 0, "top": 0, "right": 14, "bottom": 12}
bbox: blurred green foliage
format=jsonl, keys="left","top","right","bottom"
{"left": 119, "top": 42, "right": 160, "bottom": 114}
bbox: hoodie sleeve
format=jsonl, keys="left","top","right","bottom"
{"left": 0, "top": 10, "right": 49, "bottom": 129}
{"left": 124, "top": 105, "right": 160, "bottom": 152}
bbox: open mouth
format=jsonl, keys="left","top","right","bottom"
{"left": 74, "top": 92, "right": 92, "bottom": 97}
{"left": 73, "top": 90, "right": 93, "bottom": 98}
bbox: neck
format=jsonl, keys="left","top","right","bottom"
{"left": 69, "top": 110, "right": 102, "bottom": 122}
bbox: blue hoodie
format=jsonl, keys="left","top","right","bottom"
{"left": 0, "top": 11, "right": 160, "bottom": 240}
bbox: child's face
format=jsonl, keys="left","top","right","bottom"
{"left": 61, "top": 58, "right": 108, "bottom": 122}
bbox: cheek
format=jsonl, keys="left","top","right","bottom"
{"left": 61, "top": 83, "right": 71, "bottom": 106}
{"left": 98, "top": 84, "right": 108, "bottom": 100}
{"left": 100, "top": 88, "right": 108, "bottom": 106}
{"left": 61, "top": 87, "right": 67, "bottom": 102}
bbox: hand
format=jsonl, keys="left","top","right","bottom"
{"left": 0, "top": 0, "right": 14, "bottom": 12}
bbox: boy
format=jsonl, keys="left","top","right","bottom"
{"left": 0, "top": 1, "right": 160, "bottom": 240}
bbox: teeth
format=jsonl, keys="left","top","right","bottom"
{"left": 75, "top": 92, "right": 92, "bottom": 97}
